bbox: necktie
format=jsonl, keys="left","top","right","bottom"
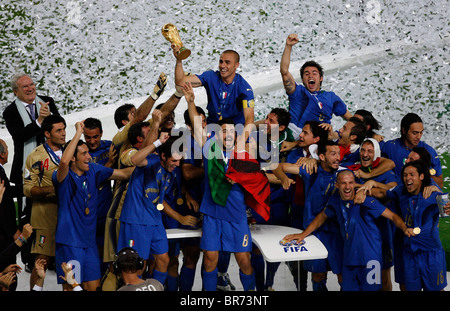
{"left": 27, "top": 103, "right": 36, "bottom": 121}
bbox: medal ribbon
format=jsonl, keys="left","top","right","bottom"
{"left": 44, "top": 143, "right": 61, "bottom": 165}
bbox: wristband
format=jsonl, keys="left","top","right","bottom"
{"left": 150, "top": 92, "right": 159, "bottom": 101}
{"left": 153, "top": 139, "right": 162, "bottom": 148}
{"left": 174, "top": 90, "right": 184, "bottom": 98}
{"left": 18, "top": 234, "right": 27, "bottom": 244}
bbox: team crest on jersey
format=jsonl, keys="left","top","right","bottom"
{"left": 39, "top": 235, "right": 46, "bottom": 244}
{"left": 128, "top": 240, "right": 134, "bottom": 247}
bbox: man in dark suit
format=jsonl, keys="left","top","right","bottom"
{"left": 2, "top": 73, "right": 59, "bottom": 272}
{"left": 0, "top": 138, "right": 21, "bottom": 290}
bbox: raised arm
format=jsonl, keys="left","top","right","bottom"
{"left": 280, "top": 34, "right": 299, "bottom": 95}
{"left": 131, "top": 111, "right": 170, "bottom": 167}
{"left": 173, "top": 45, "right": 202, "bottom": 88}
{"left": 56, "top": 121, "right": 84, "bottom": 183}
{"left": 132, "top": 72, "right": 168, "bottom": 126}
{"left": 183, "top": 82, "right": 207, "bottom": 147}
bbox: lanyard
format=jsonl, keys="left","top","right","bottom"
{"left": 44, "top": 143, "right": 61, "bottom": 165}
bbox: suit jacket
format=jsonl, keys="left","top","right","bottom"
{"left": 2, "top": 95, "right": 59, "bottom": 184}
{"left": 0, "top": 165, "right": 19, "bottom": 247}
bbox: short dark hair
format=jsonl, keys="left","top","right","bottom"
{"left": 114, "top": 104, "right": 135, "bottom": 129}
{"left": 222, "top": 50, "right": 240, "bottom": 63}
{"left": 348, "top": 117, "right": 367, "bottom": 145}
{"left": 300, "top": 60, "right": 324, "bottom": 78}
{"left": 401, "top": 160, "right": 431, "bottom": 192}
{"left": 354, "top": 109, "right": 381, "bottom": 136}
{"left": 65, "top": 139, "right": 87, "bottom": 160}
{"left": 400, "top": 113, "right": 423, "bottom": 140}
{"left": 41, "top": 115, "right": 66, "bottom": 134}
{"left": 159, "top": 136, "right": 181, "bottom": 160}
{"left": 410, "top": 147, "right": 432, "bottom": 168}
{"left": 304, "top": 120, "right": 329, "bottom": 143}
{"left": 128, "top": 121, "right": 150, "bottom": 145}
{"left": 317, "top": 140, "right": 338, "bottom": 156}
{"left": 184, "top": 107, "right": 206, "bottom": 127}
{"left": 269, "top": 108, "right": 291, "bottom": 128}
{"left": 84, "top": 117, "right": 103, "bottom": 133}
{"left": 217, "top": 118, "right": 236, "bottom": 127}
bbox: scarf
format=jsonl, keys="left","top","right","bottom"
{"left": 15, "top": 96, "right": 45, "bottom": 172}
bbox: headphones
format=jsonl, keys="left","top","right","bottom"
{"left": 113, "top": 247, "right": 145, "bottom": 274}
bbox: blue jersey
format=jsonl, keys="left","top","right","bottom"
{"left": 386, "top": 185, "right": 442, "bottom": 253}
{"left": 302, "top": 165, "right": 339, "bottom": 233}
{"left": 162, "top": 166, "right": 184, "bottom": 229}
{"left": 89, "top": 140, "right": 113, "bottom": 219}
{"left": 120, "top": 154, "right": 169, "bottom": 226}
{"left": 200, "top": 138, "right": 247, "bottom": 223}
{"left": 381, "top": 138, "right": 442, "bottom": 177}
{"left": 250, "top": 130, "right": 293, "bottom": 225}
{"left": 52, "top": 163, "right": 113, "bottom": 248}
{"left": 196, "top": 70, "right": 254, "bottom": 125}
{"left": 89, "top": 140, "right": 112, "bottom": 166}
{"left": 324, "top": 194, "right": 387, "bottom": 266}
{"left": 288, "top": 84, "right": 347, "bottom": 128}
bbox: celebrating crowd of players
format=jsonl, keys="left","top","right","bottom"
{"left": 0, "top": 33, "right": 448, "bottom": 292}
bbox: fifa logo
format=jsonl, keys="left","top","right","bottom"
{"left": 279, "top": 239, "right": 308, "bottom": 253}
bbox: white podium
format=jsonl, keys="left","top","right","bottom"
{"left": 166, "top": 224, "right": 328, "bottom": 263}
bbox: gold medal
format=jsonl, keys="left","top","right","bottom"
{"left": 177, "top": 198, "right": 184, "bottom": 205}
{"left": 430, "top": 168, "right": 436, "bottom": 176}
{"left": 413, "top": 227, "right": 421, "bottom": 235}
{"left": 157, "top": 203, "right": 164, "bottom": 211}
{"left": 85, "top": 207, "right": 90, "bottom": 215}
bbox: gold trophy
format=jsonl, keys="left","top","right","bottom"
{"left": 162, "top": 23, "right": 191, "bottom": 60}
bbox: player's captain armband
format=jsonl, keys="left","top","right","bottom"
{"left": 242, "top": 99, "right": 255, "bottom": 109}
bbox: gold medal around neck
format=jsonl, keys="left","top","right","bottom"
{"left": 177, "top": 198, "right": 184, "bottom": 205}
{"left": 413, "top": 227, "right": 421, "bottom": 235}
{"left": 85, "top": 207, "right": 90, "bottom": 215}
{"left": 157, "top": 203, "right": 164, "bottom": 211}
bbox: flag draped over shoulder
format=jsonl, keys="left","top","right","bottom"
{"left": 226, "top": 151, "right": 271, "bottom": 221}
{"left": 207, "top": 142, "right": 271, "bottom": 221}
{"left": 207, "top": 140, "right": 233, "bottom": 206}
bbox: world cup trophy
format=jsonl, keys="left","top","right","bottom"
{"left": 162, "top": 23, "right": 191, "bottom": 60}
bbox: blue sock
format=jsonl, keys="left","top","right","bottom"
{"left": 179, "top": 266, "right": 196, "bottom": 291}
{"left": 217, "top": 251, "right": 230, "bottom": 273}
{"left": 239, "top": 270, "right": 255, "bottom": 291}
{"left": 250, "top": 253, "right": 265, "bottom": 291}
{"left": 312, "top": 279, "right": 328, "bottom": 291}
{"left": 165, "top": 274, "right": 178, "bottom": 291}
{"left": 202, "top": 267, "right": 218, "bottom": 291}
{"left": 152, "top": 269, "right": 168, "bottom": 286}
